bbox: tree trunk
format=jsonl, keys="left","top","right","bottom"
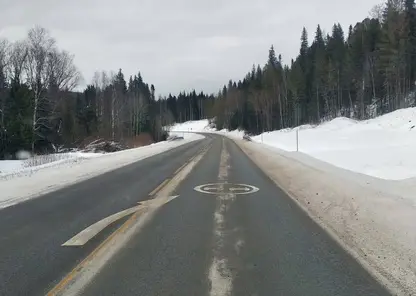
{"left": 31, "top": 93, "right": 39, "bottom": 153}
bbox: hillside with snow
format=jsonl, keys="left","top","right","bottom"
{"left": 253, "top": 108, "right": 416, "bottom": 180}
{"left": 168, "top": 108, "right": 416, "bottom": 180}
{"left": 168, "top": 119, "right": 245, "bottom": 138}
{"left": 168, "top": 120, "right": 211, "bottom": 132}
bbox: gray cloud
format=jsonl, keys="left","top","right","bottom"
{"left": 0, "top": 0, "right": 382, "bottom": 95}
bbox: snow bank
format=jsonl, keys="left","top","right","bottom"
{"left": 166, "top": 119, "right": 246, "bottom": 140}
{"left": 0, "top": 134, "right": 204, "bottom": 209}
{"left": 252, "top": 108, "right": 416, "bottom": 180}
{"left": 236, "top": 140, "right": 416, "bottom": 295}
{"left": 0, "top": 160, "right": 24, "bottom": 174}
{"left": 213, "top": 129, "right": 245, "bottom": 139}
{"left": 168, "top": 131, "right": 206, "bottom": 140}
{"left": 166, "top": 109, "right": 416, "bottom": 180}
{"left": 0, "top": 152, "right": 104, "bottom": 179}
{"left": 168, "top": 119, "right": 211, "bottom": 132}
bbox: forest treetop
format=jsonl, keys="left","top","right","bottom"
{"left": 1, "top": 0, "right": 415, "bottom": 158}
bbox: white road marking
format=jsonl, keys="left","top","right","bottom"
{"left": 229, "top": 187, "right": 250, "bottom": 192}
{"left": 209, "top": 138, "right": 233, "bottom": 296}
{"left": 209, "top": 258, "right": 232, "bottom": 296}
{"left": 194, "top": 183, "right": 259, "bottom": 195}
{"left": 62, "top": 195, "right": 179, "bottom": 247}
{"left": 138, "top": 195, "right": 179, "bottom": 208}
{"left": 234, "top": 239, "right": 244, "bottom": 254}
{"left": 205, "top": 186, "right": 221, "bottom": 191}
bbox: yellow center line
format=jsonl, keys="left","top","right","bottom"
{"left": 148, "top": 179, "right": 170, "bottom": 197}
{"left": 47, "top": 209, "right": 142, "bottom": 296}
{"left": 174, "top": 163, "right": 188, "bottom": 175}
{"left": 47, "top": 142, "right": 213, "bottom": 295}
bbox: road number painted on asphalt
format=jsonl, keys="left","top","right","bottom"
{"left": 194, "top": 183, "right": 259, "bottom": 195}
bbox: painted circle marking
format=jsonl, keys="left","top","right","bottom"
{"left": 194, "top": 183, "right": 259, "bottom": 195}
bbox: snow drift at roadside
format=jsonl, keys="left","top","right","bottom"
{"left": 0, "top": 134, "right": 204, "bottom": 209}
{"left": 168, "top": 107, "right": 416, "bottom": 180}
{"left": 252, "top": 108, "right": 416, "bottom": 180}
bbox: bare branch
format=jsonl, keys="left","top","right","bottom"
{"left": 369, "top": 3, "right": 384, "bottom": 20}
{"left": 34, "top": 121, "right": 53, "bottom": 131}
{"left": 9, "top": 41, "right": 28, "bottom": 83}
{"left": 47, "top": 49, "right": 81, "bottom": 91}
{"left": 0, "top": 38, "right": 10, "bottom": 70}
{"left": 25, "top": 26, "right": 56, "bottom": 94}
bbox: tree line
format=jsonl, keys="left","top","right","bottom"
{"left": 0, "top": 27, "right": 166, "bottom": 159}
{"left": 2, "top": 0, "right": 415, "bottom": 158}
{"left": 163, "top": 0, "right": 416, "bottom": 135}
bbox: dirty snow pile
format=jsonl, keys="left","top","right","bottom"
{"left": 0, "top": 134, "right": 203, "bottom": 209}
{"left": 252, "top": 108, "right": 416, "bottom": 180}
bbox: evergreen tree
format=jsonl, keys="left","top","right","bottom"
{"left": 405, "top": 0, "right": 416, "bottom": 85}
{"left": 312, "top": 25, "right": 326, "bottom": 120}
{"left": 3, "top": 0, "right": 416, "bottom": 157}
{"left": 204, "top": 0, "right": 416, "bottom": 135}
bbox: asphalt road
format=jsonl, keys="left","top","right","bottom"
{"left": 0, "top": 133, "right": 391, "bottom": 296}
{"left": 79, "top": 134, "right": 390, "bottom": 296}
{"left": 0, "top": 135, "right": 212, "bottom": 296}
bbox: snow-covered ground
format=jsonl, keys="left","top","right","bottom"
{"left": 167, "top": 130, "right": 211, "bottom": 139}
{"left": 169, "top": 108, "right": 416, "bottom": 181}
{"left": 0, "top": 134, "right": 204, "bottom": 209}
{"left": 0, "top": 160, "right": 24, "bottom": 174}
{"left": 252, "top": 108, "right": 416, "bottom": 180}
{"left": 168, "top": 119, "right": 211, "bottom": 132}
{"left": 0, "top": 152, "right": 103, "bottom": 178}
{"left": 168, "top": 120, "right": 245, "bottom": 138}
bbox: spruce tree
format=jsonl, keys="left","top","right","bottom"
{"left": 405, "top": 0, "right": 416, "bottom": 86}
{"left": 268, "top": 45, "right": 278, "bottom": 69}
{"left": 312, "top": 25, "right": 325, "bottom": 121}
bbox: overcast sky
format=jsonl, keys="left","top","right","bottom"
{"left": 1, "top": 0, "right": 382, "bottom": 96}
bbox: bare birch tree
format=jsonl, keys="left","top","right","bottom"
{"left": 46, "top": 49, "right": 81, "bottom": 91}
{"left": 0, "top": 39, "right": 9, "bottom": 128}
{"left": 9, "top": 41, "right": 28, "bottom": 83}
{"left": 25, "top": 26, "right": 80, "bottom": 151}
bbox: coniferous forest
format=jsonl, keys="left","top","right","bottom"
{"left": 1, "top": 0, "right": 416, "bottom": 158}
{"left": 166, "top": 0, "right": 416, "bottom": 134}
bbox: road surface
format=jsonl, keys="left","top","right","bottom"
{"left": 0, "top": 134, "right": 391, "bottom": 296}
{"left": 0, "top": 136, "right": 210, "bottom": 296}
